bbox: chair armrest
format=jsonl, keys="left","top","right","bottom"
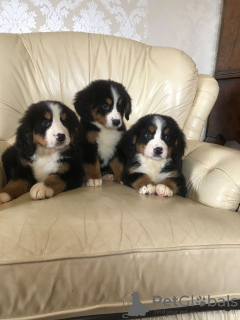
{"left": 183, "top": 74, "right": 219, "bottom": 140}
{"left": 183, "top": 140, "right": 240, "bottom": 211}
{"left": 0, "top": 141, "right": 10, "bottom": 189}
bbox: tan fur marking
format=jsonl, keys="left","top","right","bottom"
{"left": 1, "top": 179, "right": 31, "bottom": 199}
{"left": 57, "top": 163, "right": 70, "bottom": 174}
{"left": 45, "top": 112, "right": 52, "bottom": 120}
{"left": 84, "top": 162, "right": 102, "bottom": 180}
{"left": 33, "top": 134, "right": 47, "bottom": 147}
{"left": 133, "top": 135, "right": 137, "bottom": 144}
{"left": 70, "top": 129, "right": 77, "bottom": 144}
{"left": 44, "top": 175, "right": 66, "bottom": 196}
{"left": 92, "top": 109, "right": 107, "bottom": 126}
{"left": 109, "top": 157, "right": 124, "bottom": 183}
{"left": 128, "top": 166, "right": 139, "bottom": 174}
{"left": 136, "top": 143, "right": 146, "bottom": 155}
{"left": 164, "top": 128, "right": 169, "bottom": 135}
{"left": 106, "top": 98, "right": 112, "bottom": 105}
{"left": 20, "top": 157, "right": 30, "bottom": 168}
{"left": 132, "top": 175, "right": 155, "bottom": 191}
{"left": 159, "top": 178, "right": 178, "bottom": 195}
{"left": 61, "top": 113, "right": 67, "bottom": 121}
{"left": 167, "top": 146, "right": 173, "bottom": 157}
{"left": 86, "top": 131, "right": 99, "bottom": 144}
{"left": 118, "top": 98, "right": 122, "bottom": 105}
{"left": 149, "top": 126, "right": 155, "bottom": 133}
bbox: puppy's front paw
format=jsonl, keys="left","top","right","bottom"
{"left": 103, "top": 174, "right": 115, "bottom": 182}
{"left": 86, "top": 179, "right": 102, "bottom": 187}
{"left": 138, "top": 184, "right": 156, "bottom": 195}
{"left": 0, "top": 192, "right": 12, "bottom": 204}
{"left": 156, "top": 184, "right": 173, "bottom": 197}
{"left": 30, "top": 182, "right": 54, "bottom": 200}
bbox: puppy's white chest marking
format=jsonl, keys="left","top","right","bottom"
{"left": 95, "top": 125, "right": 122, "bottom": 167}
{"left": 133, "top": 154, "right": 171, "bottom": 184}
{"left": 31, "top": 146, "right": 61, "bottom": 182}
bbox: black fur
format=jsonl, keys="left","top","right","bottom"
{"left": 74, "top": 80, "right": 132, "bottom": 183}
{"left": 119, "top": 114, "right": 187, "bottom": 197}
{"left": 1, "top": 101, "right": 84, "bottom": 202}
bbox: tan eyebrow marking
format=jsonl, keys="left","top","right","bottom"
{"left": 106, "top": 98, "right": 112, "bottom": 105}
{"left": 61, "top": 113, "right": 67, "bottom": 121}
{"left": 44, "top": 112, "right": 52, "bottom": 120}
{"left": 164, "top": 128, "right": 169, "bottom": 134}
{"left": 149, "top": 126, "right": 155, "bottom": 133}
{"left": 118, "top": 98, "right": 123, "bottom": 105}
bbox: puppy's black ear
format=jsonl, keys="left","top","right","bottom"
{"left": 15, "top": 118, "right": 35, "bottom": 158}
{"left": 119, "top": 124, "right": 138, "bottom": 157}
{"left": 171, "top": 130, "right": 186, "bottom": 163}
{"left": 73, "top": 88, "right": 94, "bottom": 122}
{"left": 124, "top": 100, "right": 132, "bottom": 121}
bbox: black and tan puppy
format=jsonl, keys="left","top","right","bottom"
{"left": 74, "top": 79, "right": 132, "bottom": 186}
{"left": 0, "top": 101, "right": 84, "bottom": 204}
{"left": 120, "top": 114, "right": 187, "bottom": 197}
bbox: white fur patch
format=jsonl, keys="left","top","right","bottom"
{"left": 0, "top": 192, "right": 12, "bottom": 204}
{"left": 30, "top": 182, "right": 54, "bottom": 200}
{"left": 46, "top": 102, "right": 70, "bottom": 148}
{"left": 105, "top": 86, "right": 122, "bottom": 128}
{"left": 31, "top": 145, "right": 64, "bottom": 182}
{"left": 132, "top": 154, "right": 173, "bottom": 184}
{"left": 103, "top": 174, "right": 115, "bottom": 182}
{"left": 86, "top": 179, "right": 102, "bottom": 187}
{"left": 138, "top": 184, "right": 156, "bottom": 195}
{"left": 93, "top": 122, "right": 123, "bottom": 168}
{"left": 156, "top": 184, "right": 173, "bottom": 197}
{"left": 144, "top": 116, "right": 168, "bottom": 159}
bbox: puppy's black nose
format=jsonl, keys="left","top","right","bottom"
{"left": 154, "top": 147, "right": 163, "bottom": 155}
{"left": 56, "top": 133, "right": 66, "bottom": 142}
{"left": 112, "top": 119, "right": 120, "bottom": 127}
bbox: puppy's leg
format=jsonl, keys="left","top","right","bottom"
{"left": 109, "top": 157, "right": 124, "bottom": 183}
{"left": 156, "top": 178, "right": 178, "bottom": 197}
{"left": 131, "top": 174, "right": 156, "bottom": 195}
{"left": 84, "top": 161, "right": 102, "bottom": 187}
{"left": 30, "top": 174, "right": 67, "bottom": 200}
{"left": 0, "top": 179, "right": 31, "bottom": 204}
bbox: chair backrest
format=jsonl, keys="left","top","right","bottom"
{"left": 0, "top": 32, "right": 199, "bottom": 142}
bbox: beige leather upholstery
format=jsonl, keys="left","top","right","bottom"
{"left": 0, "top": 183, "right": 240, "bottom": 319}
{"left": 183, "top": 140, "right": 240, "bottom": 211}
{"left": 0, "top": 32, "right": 240, "bottom": 320}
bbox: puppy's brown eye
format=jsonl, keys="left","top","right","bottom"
{"left": 42, "top": 120, "right": 50, "bottom": 127}
{"left": 102, "top": 104, "right": 110, "bottom": 110}
{"left": 145, "top": 132, "right": 152, "bottom": 139}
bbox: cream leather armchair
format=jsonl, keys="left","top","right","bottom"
{"left": 0, "top": 32, "right": 240, "bottom": 320}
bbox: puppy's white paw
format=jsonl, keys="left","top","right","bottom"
{"left": 138, "top": 184, "right": 156, "bottom": 195}
{"left": 0, "top": 192, "right": 12, "bottom": 204}
{"left": 86, "top": 179, "right": 102, "bottom": 187}
{"left": 103, "top": 174, "right": 115, "bottom": 182}
{"left": 156, "top": 184, "right": 173, "bottom": 197}
{"left": 30, "top": 182, "right": 54, "bottom": 200}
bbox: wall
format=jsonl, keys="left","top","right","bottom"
{"left": 0, "top": 0, "right": 222, "bottom": 74}
{"left": 147, "top": 0, "right": 223, "bottom": 75}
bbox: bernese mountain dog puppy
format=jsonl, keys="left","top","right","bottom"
{"left": 120, "top": 114, "right": 187, "bottom": 197}
{"left": 0, "top": 101, "right": 84, "bottom": 204}
{"left": 74, "top": 79, "right": 132, "bottom": 187}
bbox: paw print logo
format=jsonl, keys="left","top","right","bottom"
{"left": 196, "top": 296, "right": 206, "bottom": 307}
